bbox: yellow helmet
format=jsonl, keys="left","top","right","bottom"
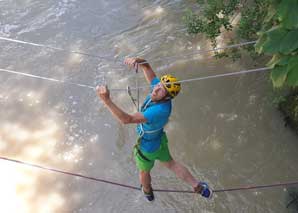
{"left": 160, "top": 74, "right": 181, "bottom": 98}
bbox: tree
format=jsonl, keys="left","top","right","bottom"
{"left": 255, "top": 0, "right": 298, "bottom": 88}
{"left": 184, "top": 0, "right": 298, "bottom": 133}
{"left": 183, "top": 0, "right": 270, "bottom": 60}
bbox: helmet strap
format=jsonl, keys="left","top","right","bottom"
{"left": 162, "top": 93, "right": 172, "bottom": 101}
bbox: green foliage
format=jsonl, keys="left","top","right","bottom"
{"left": 184, "top": 0, "right": 270, "bottom": 58}
{"left": 279, "top": 90, "right": 298, "bottom": 132}
{"left": 256, "top": 0, "right": 298, "bottom": 88}
{"left": 287, "top": 56, "right": 298, "bottom": 86}
{"left": 272, "top": 94, "right": 286, "bottom": 107}
{"left": 183, "top": 10, "right": 205, "bottom": 35}
{"left": 185, "top": 0, "right": 298, "bottom": 132}
{"left": 183, "top": 0, "right": 239, "bottom": 47}
{"left": 271, "top": 65, "right": 288, "bottom": 87}
{"left": 214, "top": 39, "right": 242, "bottom": 61}
{"left": 259, "top": 27, "right": 298, "bottom": 54}
{"left": 237, "top": 0, "right": 271, "bottom": 40}
{"left": 184, "top": 0, "right": 298, "bottom": 88}
{"left": 266, "top": 54, "right": 291, "bottom": 68}
{"left": 279, "top": 29, "right": 298, "bottom": 54}
{"left": 261, "top": 27, "right": 288, "bottom": 54}
{"left": 277, "top": 0, "right": 298, "bottom": 29}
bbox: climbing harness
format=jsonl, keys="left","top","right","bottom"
{"left": 134, "top": 138, "right": 151, "bottom": 162}
{"left": 133, "top": 93, "right": 166, "bottom": 162}
{"left": 127, "top": 63, "right": 158, "bottom": 163}
{"left": 137, "top": 97, "right": 165, "bottom": 138}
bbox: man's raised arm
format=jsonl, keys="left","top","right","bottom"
{"left": 124, "top": 57, "right": 156, "bottom": 84}
{"left": 96, "top": 85, "right": 147, "bottom": 124}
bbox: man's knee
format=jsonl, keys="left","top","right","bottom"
{"left": 140, "top": 170, "right": 150, "bottom": 176}
{"left": 161, "top": 159, "right": 176, "bottom": 170}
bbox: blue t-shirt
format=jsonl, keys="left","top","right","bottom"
{"left": 136, "top": 77, "right": 172, "bottom": 153}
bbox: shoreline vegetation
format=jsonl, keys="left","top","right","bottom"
{"left": 279, "top": 89, "right": 298, "bottom": 134}
{"left": 183, "top": 0, "right": 298, "bottom": 135}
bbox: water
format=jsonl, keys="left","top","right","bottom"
{"left": 0, "top": 0, "right": 298, "bottom": 212}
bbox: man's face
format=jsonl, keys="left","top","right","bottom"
{"left": 150, "top": 83, "right": 168, "bottom": 102}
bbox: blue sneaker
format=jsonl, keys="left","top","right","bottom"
{"left": 194, "top": 182, "right": 213, "bottom": 199}
{"left": 141, "top": 185, "right": 155, "bottom": 202}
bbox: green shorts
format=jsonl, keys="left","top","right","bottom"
{"left": 133, "top": 133, "right": 172, "bottom": 172}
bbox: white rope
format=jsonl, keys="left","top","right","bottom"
{"left": 0, "top": 67, "right": 270, "bottom": 92}
{"left": 129, "top": 67, "right": 271, "bottom": 90}
{"left": 177, "top": 67, "right": 270, "bottom": 84}
{"left": 0, "top": 36, "right": 111, "bottom": 60}
{"left": 136, "top": 65, "right": 140, "bottom": 111}
{"left": 0, "top": 36, "right": 256, "bottom": 65}
{"left": 124, "top": 40, "right": 258, "bottom": 78}
{"left": 0, "top": 68, "right": 96, "bottom": 90}
{"left": 138, "top": 41, "right": 257, "bottom": 65}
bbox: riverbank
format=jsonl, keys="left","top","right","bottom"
{"left": 279, "top": 89, "right": 298, "bottom": 134}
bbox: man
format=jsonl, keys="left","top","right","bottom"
{"left": 96, "top": 57, "right": 212, "bottom": 202}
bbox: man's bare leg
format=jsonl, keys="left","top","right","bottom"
{"left": 161, "top": 159, "right": 198, "bottom": 188}
{"left": 139, "top": 170, "right": 152, "bottom": 192}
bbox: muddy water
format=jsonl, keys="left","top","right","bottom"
{"left": 0, "top": 0, "right": 298, "bottom": 212}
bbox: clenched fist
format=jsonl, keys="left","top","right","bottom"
{"left": 124, "top": 57, "right": 146, "bottom": 69}
{"left": 96, "top": 85, "right": 111, "bottom": 104}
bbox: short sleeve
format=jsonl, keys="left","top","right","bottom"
{"left": 142, "top": 105, "right": 168, "bottom": 124}
{"left": 150, "top": 77, "right": 160, "bottom": 87}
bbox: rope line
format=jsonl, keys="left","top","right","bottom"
{"left": 0, "top": 67, "right": 271, "bottom": 92}
{"left": 0, "top": 36, "right": 111, "bottom": 60}
{"left": 0, "top": 36, "right": 256, "bottom": 65}
{"left": 128, "top": 67, "right": 271, "bottom": 90}
{"left": 0, "top": 38, "right": 291, "bottom": 195}
{"left": 138, "top": 40, "right": 257, "bottom": 65}
{"left": 127, "top": 86, "right": 139, "bottom": 110}
{"left": 0, "top": 68, "right": 96, "bottom": 90}
{"left": 0, "top": 156, "right": 139, "bottom": 190}
{"left": 0, "top": 29, "right": 290, "bottom": 198}
{"left": 177, "top": 67, "right": 270, "bottom": 84}
{"left": 135, "top": 64, "right": 140, "bottom": 111}
{"left": 1, "top": 156, "right": 298, "bottom": 194}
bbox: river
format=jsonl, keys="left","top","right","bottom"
{"left": 0, "top": 0, "right": 298, "bottom": 212}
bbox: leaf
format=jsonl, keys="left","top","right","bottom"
{"left": 287, "top": 55, "right": 298, "bottom": 86}
{"left": 267, "top": 54, "right": 281, "bottom": 68}
{"left": 277, "top": 0, "right": 298, "bottom": 29}
{"left": 278, "top": 54, "right": 292, "bottom": 65}
{"left": 266, "top": 26, "right": 288, "bottom": 42}
{"left": 263, "top": 5, "right": 277, "bottom": 23}
{"left": 271, "top": 0, "right": 283, "bottom": 7}
{"left": 267, "top": 54, "right": 291, "bottom": 68}
{"left": 287, "top": 55, "right": 298, "bottom": 71}
{"left": 255, "top": 33, "right": 268, "bottom": 54}
{"left": 262, "top": 27, "right": 288, "bottom": 54}
{"left": 271, "top": 65, "right": 289, "bottom": 87}
{"left": 278, "top": 0, "right": 291, "bottom": 18}
{"left": 280, "top": 29, "right": 298, "bottom": 54}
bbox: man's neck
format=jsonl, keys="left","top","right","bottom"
{"left": 153, "top": 97, "right": 171, "bottom": 103}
